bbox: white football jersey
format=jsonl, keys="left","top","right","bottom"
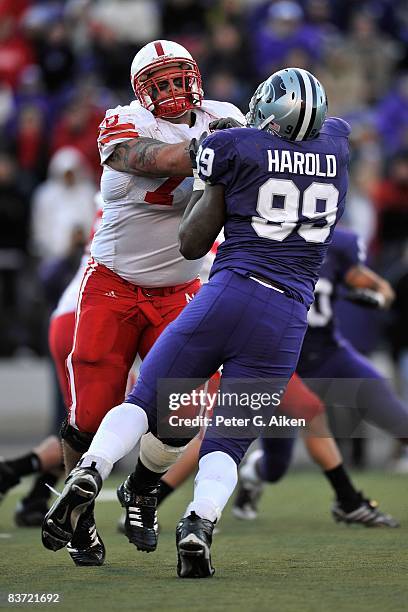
{"left": 201, "top": 231, "right": 225, "bottom": 284}
{"left": 91, "top": 100, "right": 245, "bottom": 287}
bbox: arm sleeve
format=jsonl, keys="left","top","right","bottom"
{"left": 97, "top": 105, "right": 155, "bottom": 164}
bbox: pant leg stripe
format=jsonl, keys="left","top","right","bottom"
{"left": 67, "top": 259, "right": 99, "bottom": 428}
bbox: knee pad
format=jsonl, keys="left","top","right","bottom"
{"left": 139, "top": 433, "right": 186, "bottom": 473}
{"left": 60, "top": 418, "right": 94, "bottom": 453}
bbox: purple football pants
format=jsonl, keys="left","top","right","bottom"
{"left": 127, "top": 270, "right": 308, "bottom": 464}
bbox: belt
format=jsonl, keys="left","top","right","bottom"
{"left": 142, "top": 278, "right": 198, "bottom": 297}
{"left": 249, "top": 275, "right": 285, "bottom": 293}
{"left": 97, "top": 262, "right": 198, "bottom": 297}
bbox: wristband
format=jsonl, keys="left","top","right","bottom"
{"left": 193, "top": 169, "right": 206, "bottom": 191}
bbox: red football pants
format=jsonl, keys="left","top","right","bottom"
{"left": 67, "top": 260, "right": 201, "bottom": 433}
{"left": 49, "top": 312, "right": 76, "bottom": 410}
{"left": 280, "top": 373, "right": 325, "bottom": 421}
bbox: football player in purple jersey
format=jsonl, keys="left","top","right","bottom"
{"left": 41, "top": 68, "right": 352, "bottom": 577}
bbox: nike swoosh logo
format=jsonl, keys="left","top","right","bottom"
{"left": 55, "top": 506, "right": 69, "bottom": 525}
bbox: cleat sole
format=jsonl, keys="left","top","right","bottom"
{"left": 177, "top": 534, "right": 214, "bottom": 579}
{"left": 41, "top": 476, "right": 99, "bottom": 552}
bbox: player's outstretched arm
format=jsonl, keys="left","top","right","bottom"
{"left": 344, "top": 264, "right": 395, "bottom": 308}
{"left": 179, "top": 185, "right": 226, "bottom": 259}
{"left": 107, "top": 137, "right": 192, "bottom": 178}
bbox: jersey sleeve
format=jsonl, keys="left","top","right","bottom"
{"left": 197, "top": 130, "right": 239, "bottom": 187}
{"left": 336, "top": 229, "right": 367, "bottom": 280}
{"left": 97, "top": 103, "right": 156, "bottom": 164}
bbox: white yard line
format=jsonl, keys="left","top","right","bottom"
{"left": 97, "top": 489, "right": 119, "bottom": 502}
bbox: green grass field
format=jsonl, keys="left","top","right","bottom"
{"left": 0, "top": 470, "right": 407, "bottom": 612}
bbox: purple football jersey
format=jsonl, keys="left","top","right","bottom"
{"left": 197, "top": 117, "right": 351, "bottom": 307}
{"left": 301, "top": 226, "right": 366, "bottom": 351}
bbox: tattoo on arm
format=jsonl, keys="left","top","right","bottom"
{"left": 107, "top": 137, "right": 190, "bottom": 177}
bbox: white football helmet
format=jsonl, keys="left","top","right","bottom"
{"left": 130, "top": 40, "right": 203, "bottom": 118}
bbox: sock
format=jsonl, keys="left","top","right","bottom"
{"left": 185, "top": 451, "right": 238, "bottom": 522}
{"left": 129, "top": 458, "right": 165, "bottom": 493}
{"left": 6, "top": 452, "right": 41, "bottom": 477}
{"left": 324, "top": 463, "right": 361, "bottom": 512}
{"left": 157, "top": 480, "right": 174, "bottom": 507}
{"left": 239, "top": 449, "right": 264, "bottom": 484}
{"left": 81, "top": 402, "right": 149, "bottom": 480}
{"left": 23, "top": 472, "right": 59, "bottom": 502}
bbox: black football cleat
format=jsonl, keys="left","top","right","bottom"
{"left": 176, "top": 511, "right": 215, "bottom": 578}
{"left": 332, "top": 494, "right": 400, "bottom": 528}
{"left": 117, "top": 477, "right": 158, "bottom": 552}
{"left": 66, "top": 503, "right": 105, "bottom": 566}
{"left": 0, "top": 459, "right": 20, "bottom": 502}
{"left": 15, "top": 497, "right": 49, "bottom": 527}
{"left": 41, "top": 467, "right": 102, "bottom": 552}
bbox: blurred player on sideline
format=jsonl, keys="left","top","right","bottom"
{"left": 234, "top": 226, "right": 407, "bottom": 525}
{"left": 41, "top": 39, "right": 244, "bottom": 564}
{"left": 0, "top": 437, "right": 62, "bottom": 526}
{"left": 43, "top": 68, "right": 352, "bottom": 577}
{"left": 0, "top": 194, "right": 102, "bottom": 530}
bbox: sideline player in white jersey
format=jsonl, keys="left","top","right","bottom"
{"left": 42, "top": 40, "right": 244, "bottom": 562}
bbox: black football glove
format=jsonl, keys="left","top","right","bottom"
{"left": 345, "top": 288, "right": 385, "bottom": 309}
{"left": 209, "top": 117, "right": 244, "bottom": 132}
{"left": 188, "top": 131, "right": 208, "bottom": 169}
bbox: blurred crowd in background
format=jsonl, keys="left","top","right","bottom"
{"left": 0, "top": 0, "right": 407, "bottom": 411}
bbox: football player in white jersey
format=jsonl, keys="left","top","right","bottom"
{"left": 42, "top": 40, "right": 244, "bottom": 563}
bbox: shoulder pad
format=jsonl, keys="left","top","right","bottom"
{"left": 332, "top": 226, "right": 365, "bottom": 262}
{"left": 98, "top": 102, "right": 156, "bottom": 163}
{"left": 102, "top": 101, "right": 156, "bottom": 131}
{"left": 332, "top": 226, "right": 357, "bottom": 244}
{"left": 200, "top": 100, "right": 245, "bottom": 124}
{"left": 321, "top": 117, "right": 351, "bottom": 138}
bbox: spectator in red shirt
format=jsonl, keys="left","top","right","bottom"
{"left": 50, "top": 96, "right": 103, "bottom": 179}
{"left": 373, "top": 150, "right": 408, "bottom": 268}
{"left": 0, "top": 15, "right": 34, "bottom": 90}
